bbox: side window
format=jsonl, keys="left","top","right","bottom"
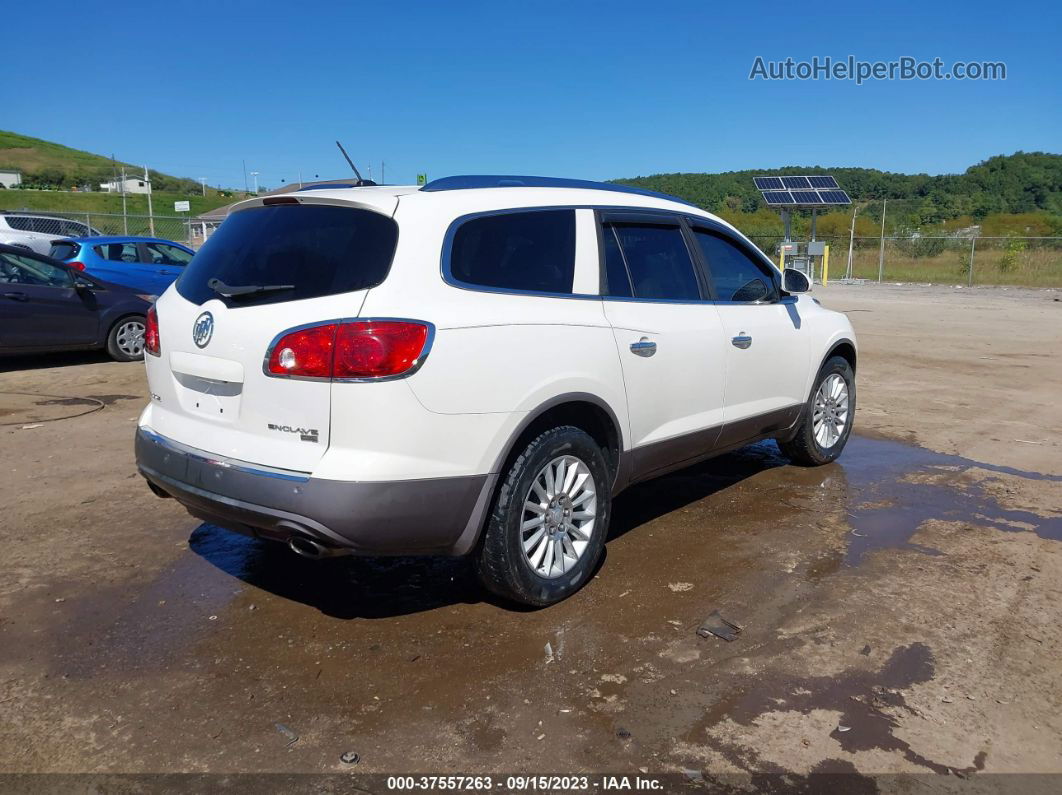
{"left": 607, "top": 223, "right": 701, "bottom": 301}
{"left": 32, "top": 217, "right": 65, "bottom": 236}
{"left": 59, "top": 220, "right": 88, "bottom": 237}
{"left": 0, "top": 252, "right": 74, "bottom": 287}
{"left": 449, "top": 210, "right": 575, "bottom": 294}
{"left": 95, "top": 242, "right": 140, "bottom": 263}
{"left": 693, "top": 229, "right": 779, "bottom": 303}
{"left": 144, "top": 243, "right": 194, "bottom": 266}
{"left": 601, "top": 226, "right": 632, "bottom": 297}
{"left": 5, "top": 216, "right": 34, "bottom": 232}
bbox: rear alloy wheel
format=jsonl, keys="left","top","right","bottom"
{"left": 107, "top": 316, "right": 146, "bottom": 361}
{"left": 779, "top": 355, "right": 855, "bottom": 466}
{"left": 477, "top": 426, "right": 611, "bottom": 607}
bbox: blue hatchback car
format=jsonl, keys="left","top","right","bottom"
{"left": 49, "top": 236, "right": 195, "bottom": 295}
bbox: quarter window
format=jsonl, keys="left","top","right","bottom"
{"left": 605, "top": 223, "right": 701, "bottom": 301}
{"left": 449, "top": 210, "right": 575, "bottom": 294}
{"left": 693, "top": 229, "right": 778, "bottom": 302}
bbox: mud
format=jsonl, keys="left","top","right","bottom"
{"left": 1, "top": 283, "right": 1060, "bottom": 777}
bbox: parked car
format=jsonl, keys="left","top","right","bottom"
{"left": 49, "top": 236, "right": 195, "bottom": 294}
{"left": 0, "top": 244, "right": 153, "bottom": 361}
{"left": 0, "top": 212, "right": 101, "bottom": 255}
{"left": 135, "top": 176, "right": 856, "bottom": 606}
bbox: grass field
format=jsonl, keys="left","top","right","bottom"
{"left": 747, "top": 236, "right": 1062, "bottom": 287}
{"left": 0, "top": 187, "right": 232, "bottom": 216}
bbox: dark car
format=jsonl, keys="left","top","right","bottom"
{"left": 0, "top": 244, "right": 153, "bottom": 361}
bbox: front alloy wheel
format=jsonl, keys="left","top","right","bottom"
{"left": 779, "top": 355, "right": 855, "bottom": 466}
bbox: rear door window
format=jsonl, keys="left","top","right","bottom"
{"left": 448, "top": 209, "right": 575, "bottom": 294}
{"left": 605, "top": 223, "right": 701, "bottom": 301}
{"left": 95, "top": 242, "right": 140, "bottom": 263}
{"left": 175, "top": 204, "right": 398, "bottom": 306}
{"left": 0, "top": 251, "right": 74, "bottom": 287}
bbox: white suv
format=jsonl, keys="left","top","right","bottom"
{"left": 136, "top": 176, "right": 856, "bottom": 606}
{"left": 0, "top": 212, "right": 99, "bottom": 254}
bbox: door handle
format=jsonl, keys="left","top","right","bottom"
{"left": 731, "top": 333, "right": 753, "bottom": 349}
{"left": 630, "top": 337, "right": 657, "bottom": 357}
{"left": 2, "top": 291, "right": 29, "bottom": 302}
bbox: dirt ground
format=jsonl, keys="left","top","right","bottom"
{"left": 1, "top": 283, "right": 1060, "bottom": 784}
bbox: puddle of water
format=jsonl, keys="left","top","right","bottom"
{"left": 838, "top": 436, "right": 1062, "bottom": 564}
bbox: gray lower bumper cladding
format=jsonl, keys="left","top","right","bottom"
{"left": 135, "top": 427, "right": 494, "bottom": 556}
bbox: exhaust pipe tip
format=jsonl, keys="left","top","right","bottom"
{"left": 288, "top": 534, "right": 348, "bottom": 559}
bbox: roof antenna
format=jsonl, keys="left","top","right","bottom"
{"left": 335, "top": 140, "right": 376, "bottom": 186}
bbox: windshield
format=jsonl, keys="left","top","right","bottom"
{"left": 175, "top": 204, "right": 398, "bottom": 306}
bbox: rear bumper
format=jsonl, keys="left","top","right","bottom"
{"left": 135, "top": 427, "right": 495, "bottom": 556}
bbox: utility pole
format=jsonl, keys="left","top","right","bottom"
{"left": 250, "top": 171, "right": 259, "bottom": 194}
{"left": 845, "top": 205, "right": 857, "bottom": 280}
{"left": 199, "top": 177, "right": 207, "bottom": 197}
{"left": 243, "top": 159, "right": 249, "bottom": 194}
{"left": 876, "top": 198, "right": 887, "bottom": 283}
{"left": 121, "top": 167, "right": 129, "bottom": 235}
{"left": 144, "top": 165, "right": 154, "bottom": 236}
{"left": 381, "top": 161, "right": 385, "bottom": 184}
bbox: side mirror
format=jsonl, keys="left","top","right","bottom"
{"left": 782, "top": 268, "right": 811, "bottom": 294}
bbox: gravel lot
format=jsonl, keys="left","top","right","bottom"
{"left": 1, "top": 283, "right": 1060, "bottom": 780}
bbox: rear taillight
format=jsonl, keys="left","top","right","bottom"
{"left": 144, "top": 306, "right": 161, "bottom": 356}
{"left": 67, "top": 261, "right": 85, "bottom": 271}
{"left": 266, "top": 320, "right": 432, "bottom": 380}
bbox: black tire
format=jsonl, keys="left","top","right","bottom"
{"left": 106, "top": 315, "right": 146, "bottom": 362}
{"left": 779, "top": 355, "right": 855, "bottom": 466}
{"left": 476, "top": 425, "right": 611, "bottom": 607}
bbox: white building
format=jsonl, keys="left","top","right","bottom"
{"left": 99, "top": 176, "right": 151, "bottom": 194}
{"left": 0, "top": 169, "right": 23, "bottom": 189}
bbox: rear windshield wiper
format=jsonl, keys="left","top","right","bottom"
{"left": 208, "top": 278, "right": 295, "bottom": 298}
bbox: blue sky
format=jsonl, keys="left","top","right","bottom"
{"left": 4, "top": 0, "right": 1059, "bottom": 189}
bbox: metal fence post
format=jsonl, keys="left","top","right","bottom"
{"left": 968, "top": 237, "right": 976, "bottom": 287}
{"left": 85, "top": 213, "right": 92, "bottom": 236}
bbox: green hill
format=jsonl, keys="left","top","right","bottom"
{"left": 0, "top": 130, "right": 227, "bottom": 198}
{"left": 613, "top": 152, "right": 1062, "bottom": 233}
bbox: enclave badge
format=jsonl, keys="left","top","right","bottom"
{"left": 192, "top": 312, "right": 214, "bottom": 348}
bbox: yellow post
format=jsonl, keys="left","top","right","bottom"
{"left": 822, "top": 245, "right": 830, "bottom": 285}
{"left": 778, "top": 247, "right": 785, "bottom": 270}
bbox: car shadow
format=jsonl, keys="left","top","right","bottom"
{"left": 189, "top": 441, "right": 790, "bottom": 618}
{"left": 0, "top": 350, "right": 113, "bottom": 372}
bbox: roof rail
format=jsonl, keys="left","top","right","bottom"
{"left": 419, "top": 175, "right": 697, "bottom": 207}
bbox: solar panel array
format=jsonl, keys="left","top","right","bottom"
{"left": 755, "top": 175, "right": 849, "bottom": 206}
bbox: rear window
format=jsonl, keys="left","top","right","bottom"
{"left": 449, "top": 210, "right": 575, "bottom": 294}
{"left": 49, "top": 241, "right": 81, "bottom": 260}
{"left": 176, "top": 204, "right": 398, "bottom": 306}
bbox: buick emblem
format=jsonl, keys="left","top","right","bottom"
{"left": 192, "top": 312, "right": 214, "bottom": 348}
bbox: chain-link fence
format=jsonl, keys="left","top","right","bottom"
{"left": 2, "top": 210, "right": 221, "bottom": 249}
{"left": 745, "top": 235, "right": 1062, "bottom": 288}
{"left": 7, "top": 208, "right": 1062, "bottom": 287}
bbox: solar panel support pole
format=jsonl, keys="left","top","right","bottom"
{"left": 810, "top": 209, "right": 817, "bottom": 242}
{"left": 782, "top": 209, "right": 792, "bottom": 242}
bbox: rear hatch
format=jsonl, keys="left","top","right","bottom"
{"left": 145, "top": 197, "right": 399, "bottom": 472}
